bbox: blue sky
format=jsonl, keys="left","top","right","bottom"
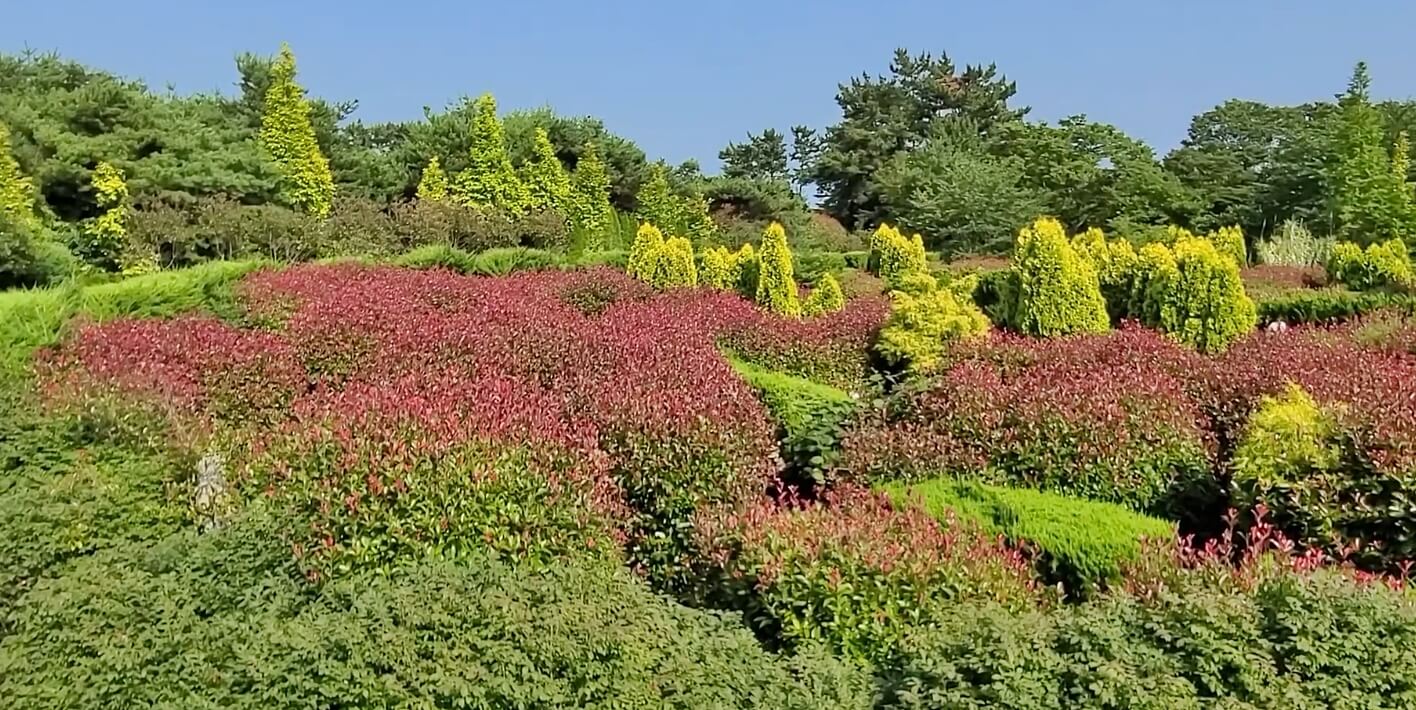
{"left": 4, "top": 1, "right": 1414, "bottom": 171}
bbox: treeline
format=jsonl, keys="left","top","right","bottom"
{"left": 2, "top": 44, "right": 1415, "bottom": 285}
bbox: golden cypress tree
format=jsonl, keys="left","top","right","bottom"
{"left": 0, "top": 123, "right": 38, "bottom": 231}
{"left": 652, "top": 236, "right": 698, "bottom": 289}
{"left": 802, "top": 273, "right": 845, "bottom": 316}
{"left": 569, "top": 142, "right": 614, "bottom": 249}
{"left": 755, "top": 222, "right": 800, "bottom": 316}
{"left": 80, "top": 161, "right": 132, "bottom": 269}
{"left": 452, "top": 93, "right": 530, "bottom": 212}
{"left": 416, "top": 156, "right": 449, "bottom": 202}
{"left": 259, "top": 43, "right": 334, "bottom": 218}
{"left": 524, "top": 127, "right": 572, "bottom": 214}
{"left": 627, "top": 222, "right": 666, "bottom": 282}
{"left": 635, "top": 164, "right": 679, "bottom": 235}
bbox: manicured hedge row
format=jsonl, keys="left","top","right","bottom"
{"left": 883, "top": 479, "right": 1176, "bottom": 597}
{"left": 730, "top": 358, "right": 857, "bottom": 489}
{"left": 1255, "top": 287, "right": 1416, "bottom": 324}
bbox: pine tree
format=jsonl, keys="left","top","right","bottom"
{"left": 416, "top": 156, "right": 449, "bottom": 202}
{"left": 524, "top": 127, "right": 572, "bottom": 214}
{"left": 0, "top": 123, "right": 38, "bottom": 230}
{"left": 635, "top": 163, "right": 680, "bottom": 235}
{"left": 452, "top": 93, "right": 530, "bottom": 212}
{"left": 259, "top": 43, "right": 334, "bottom": 218}
{"left": 1330, "top": 62, "right": 1414, "bottom": 243}
{"left": 569, "top": 142, "right": 614, "bottom": 249}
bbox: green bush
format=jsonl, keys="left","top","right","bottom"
{"left": 731, "top": 359, "right": 857, "bottom": 489}
{"left": 700, "top": 245, "right": 734, "bottom": 289}
{"left": 870, "top": 223, "right": 928, "bottom": 286}
{"left": 1327, "top": 238, "right": 1413, "bottom": 291}
{"left": 1208, "top": 225, "right": 1248, "bottom": 266}
{"left": 801, "top": 273, "right": 845, "bottom": 316}
{"left": 0, "top": 512, "right": 872, "bottom": 709}
{"left": 880, "top": 570, "right": 1416, "bottom": 709}
{"left": 1257, "top": 219, "right": 1333, "bottom": 267}
{"left": 626, "top": 222, "right": 664, "bottom": 282}
{"left": 469, "top": 246, "right": 556, "bottom": 275}
{"left": 884, "top": 479, "right": 1175, "bottom": 597}
{"left": 0, "top": 211, "right": 74, "bottom": 289}
{"left": 1072, "top": 227, "right": 1138, "bottom": 320}
{"left": 1253, "top": 287, "right": 1416, "bottom": 324}
{"left": 392, "top": 243, "right": 479, "bottom": 273}
{"left": 875, "top": 286, "right": 989, "bottom": 373}
{"left": 795, "top": 251, "right": 849, "bottom": 286}
{"left": 1150, "top": 236, "right": 1257, "bottom": 352}
{"left": 755, "top": 222, "right": 800, "bottom": 316}
{"left": 1000, "top": 217, "right": 1109, "bottom": 336}
{"left": 650, "top": 236, "right": 697, "bottom": 289}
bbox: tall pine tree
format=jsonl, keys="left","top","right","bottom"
{"left": 523, "top": 127, "right": 572, "bottom": 213}
{"left": 1330, "top": 62, "right": 1416, "bottom": 243}
{"left": 569, "top": 142, "right": 614, "bottom": 249}
{"left": 259, "top": 43, "right": 335, "bottom": 218}
{"left": 416, "top": 156, "right": 449, "bottom": 202}
{"left": 452, "top": 93, "right": 530, "bottom": 212}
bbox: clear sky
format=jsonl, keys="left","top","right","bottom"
{"left": 4, "top": 1, "right": 1414, "bottom": 171}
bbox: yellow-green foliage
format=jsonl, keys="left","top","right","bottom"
{"left": 1127, "top": 242, "right": 1178, "bottom": 324}
{"left": 568, "top": 143, "right": 613, "bottom": 248}
{"left": 732, "top": 243, "right": 759, "bottom": 297}
{"left": 1004, "top": 217, "right": 1109, "bottom": 337}
{"left": 891, "top": 271, "right": 938, "bottom": 297}
{"left": 1071, "top": 227, "right": 1137, "bottom": 318}
{"left": 0, "top": 123, "right": 38, "bottom": 230}
{"left": 1327, "top": 238, "right": 1413, "bottom": 290}
{"left": 871, "top": 224, "right": 928, "bottom": 285}
{"left": 635, "top": 164, "right": 679, "bottom": 235}
{"left": 754, "top": 222, "right": 800, "bottom": 316}
{"left": 452, "top": 94, "right": 530, "bottom": 212}
{"left": 876, "top": 286, "right": 989, "bottom": 372}
{"left": 1151, "top": 236, "right": 1257, "bottom": 352}
{"left": 681, "top": 192, "right": 718, "bottom": 242}
{"left": 79, "top": 161, "right": 132, "bottom": 268}
{"left": 259, "top": 44, "right": 334, "bottom": 218}
{"left": 523, "top": 127, "right": 572, "bottom": 214}
{"left": 802, "top": 273, "right": 845, "bottom": 316}
{"left": 651, "top": 236, "right": 697, "bottom": 289}
{"left": 1231, "top": 384, "right": 1343, "bottom": 544}
{"left": 626, "top": 222, "right": 665, "bottom": 282}
{"left": 700, "top": 246, "right": 734, "bottom": 289}
{"left": 415, "top": 156, "right": 449, "bottom": 203}
{"left": 1209, "top": 225, "right": 1247, "bottom": 266}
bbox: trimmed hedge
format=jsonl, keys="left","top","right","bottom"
{"left": 0, "top": 511, "right": 872, "bottom": 709}
{"left": 884, "top": 479, "right": 1176, "bottom": 597}
{"left": 999, "top": 217, "right": 1109, "bottom": 337}
{"left": 730, "top": 358, "right": 857, "bottom": 488}
{"left": 1256, "top": 287, "right": 1416, "bottom": 324}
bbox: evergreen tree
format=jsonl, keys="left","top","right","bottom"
{"left": 681, "top": 192, "right": 718, "bottom": 242}
{"left": 524, "top": 127, "right": 572, "bottom": 213}
{"left": 452, "top": 93, "right": 530, "bottom": 212}
{"left": 755, "top": 222, "right": 800, "bottom": 317}
{"left": 635, "top": 163, "right": 680, "bottom": 235}
{"left": 627, "top": 222, "right": 666, "bottom": 282}
{"left": 1330, "top": 62, "right": 1415, "bottom": 243}
{"left": 1392, "top": 131, "right": 1416, "bottom": 235}
{"left": 0, "top": 123, "right": 38, "bottom": 230}
{"left": 79, "top": 161, "right": 131, "bottom": 268}
{"left": 569, "top": 142, "right": 614, "bottom": 249}
{"left": 416, "top": 156, "right": 449, "bottom": 202}
{"left": 259, "top": 43, "right": 335, "bottom": 218}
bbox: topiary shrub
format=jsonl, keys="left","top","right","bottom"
{"left": 392, "top": 243, "right": 478, "bottom": 273}
{"left": 731, "top": 358, "right": 858, "bottom": 490}
{"left": 871, "top": 223, "right": 928, "bottom": 286}
{"left": 731, "top": 242, "right": 760, "bottom": 298}
{"left": 1001, "top": 217, "right": 1109, "bottom": 336}
{"left": 696, "top": 487, "right": 1045, "bottom": 665}
{"left": 1327, "top": 238, "right": 1413, "bottom": 291}
{"left": 885, "top": 479, "right": 1176, "bottom": 598}
{"left": 1072, "top": 227, "right": 1138, "bottom": 321}
{"left": 875, "top": 286, "right": 990, "bottom": 373}
{"left": 626, "top": 222, "right": 665, "bottom": 282}
{"left": 801, "top": 273, "right": 845, "bottom": 317}
{"left": 1126, "top": 241, "right": 1178, "bottom": 324}
{"left": 700, "top": 245, "right": 734, "bottom": 289}
{"left": 1148, "top": 235, "right": 1257, "bottom": 352}
{"left": 1208, "top": 225, "right": 1248, "bottom": 266}
{"left": 755, "top": 222, "right": 800, "bottom": 316}
{"left": 650, "top": 236, "right": 697, "bottom": 289}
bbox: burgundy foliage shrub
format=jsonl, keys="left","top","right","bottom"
{"left": 720, "top": 296, "right": 890, "bottom": 390}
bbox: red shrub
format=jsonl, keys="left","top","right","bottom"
{"left": 838, "top": 327, "right": 1215, "bottom": 514}
{"left": 720, "top": 296, "right": 890, "bottom": 390}
{"left": 695, "top": 486, "right": 1043, "bottom": 663}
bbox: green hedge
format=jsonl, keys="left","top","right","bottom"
{"left": 393, "top": 244, "right": 629, "bottom": 276}
{"left": 730, "top": 358, "right": 856, "bottom": 489}
{"left": 884, "top": 479, "right": 1175, "bottom": 597}
{"left": 0, "top": 510, "right": 871, "bottom": 709}
{"left": 1255, "top": 287, "right": 1416, "bottom": 324}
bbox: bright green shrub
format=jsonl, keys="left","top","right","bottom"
{"left": 1073, "top": 227, "right": 1138, "bottom": 319}
{"left": 0, "top": 513, "right": 871, "bottom": 709}
{"left": 523, "top": 127, "right": 572, "bottom": 214}
{"left": 801, "top": 273, "right": 845, "bottom": 316}
{"left": 1127, "top": 241, "right": 1178, "bottom": 323}
{"left": 650, "top": 236, "right": 697, "bottom": 289}
{"left": 733, "top": 242, "right": 760, "bottom": 297}
{"left": 700, "top": 245, "right": 734, "bottom": 289}
{"left": 469, "top": 246, "right": 556, "bottom": 276}
{"left": 755, "top": 222, "right": 800, "bottom": 316}
{"left": 75, "top": 161, "right": 130, "bottom": 270}
{"left": 875, "top": 286, "right": 989, "bottom": 373}
{"left": 414, "top": 156, "right": 449, "bottom": 202}
{"left": 1002, "top": 217, "right": 1109, "bottom": 336}
{"left": 1150, "top": 236, "right": 1257, "bottom": 352}
{"left": 871, "top": 223, "right": 928, "bottom": 285}
{"left": 731, "top": 358, "right": 857, "bottom": 488}
{"left": 1327, "top": 238, "right": 1413, "bottom": 291}
{"left": 452, "top": 94, "right": 530, "bottom": 212}
{"left": 1257, "top": 219, "right": 1333, "bottom": 267}
{"left": 626, "top": 222, "right": 665, "bottom": 282}
{"left": 1209, "top": 224, "right": 1247, "bottom": 266}
{"left": 258, "top": 44, "right": 334, "bottom": 218}
{"left": 885, "top": 479, "right": 1175, "bottom": 598}
{"left": 568, "top": 142, "right": 614, "bottom": 250}
{"left": 0, "top": 122, "right": 38, "bottom": 232}
{"left": 635, "top": 163, "right": 680, "bottom": 235}
{"left": 392, "top": 243, "right": 477, "bottom": 273}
